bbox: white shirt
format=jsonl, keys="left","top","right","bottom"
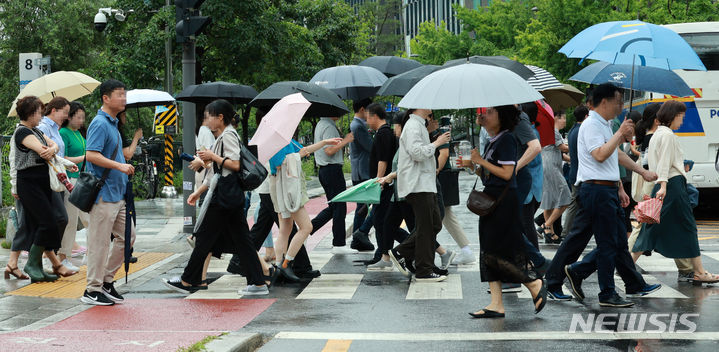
{"left": 196, "top": 125, "right": 215, "bottom": 151}
{"left": 648, "top": 126, "right": 686, "bottom": 183}
{"left": 576, "top": 110, "right": 620, "bottom": 184}
{"left": 397, "top": 114, "right": 437, "bottom": 198}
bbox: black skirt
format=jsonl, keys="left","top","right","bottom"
{"left": 479, "top": 185, "right": 534, "bottom": 283}
{"left": 16, "top": 167, "right": 62, "bottom": 250}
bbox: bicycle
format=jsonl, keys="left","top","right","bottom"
{"left": 131, "top": 136, "right": 161, "bottom": 199}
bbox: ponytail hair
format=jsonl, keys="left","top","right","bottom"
{"left": 205, "top": 99, "right": 236, "bottom": 126}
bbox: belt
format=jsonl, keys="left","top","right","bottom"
{"left": 584, "top": 180, "right": 619, "bottom": 187}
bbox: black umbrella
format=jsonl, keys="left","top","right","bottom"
{"left": 376, "top": 64, "right": 444, "bottom": 97}
{"left": 249, "top": 81, "right": 350, "bottom": 118}
{"left": 175, "top": 81, "right": 258, "bottom": 105}
{"left": 443, "top": 56, "right": 535, "bottom": 80}
{"left": 123, "top": 179, "right": 136, "bottom": 283}
{"left": 309, "top": 65, "right": 388, "bottom": 100}
{"left": 358, "top": 56, "right": 423, "bottom": 77}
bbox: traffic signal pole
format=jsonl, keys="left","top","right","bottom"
{"left": 176, "top": 0, "right": 209, "bottom": 233}
{"left": 181, "top": 39, "right": 196, "bottom": 233}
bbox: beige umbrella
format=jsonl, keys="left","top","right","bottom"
{"left": 540, "top": 83, "right": 585, "bottom": 111}
{"left": 8, "top": 71, "right": 101, "bottom": 117}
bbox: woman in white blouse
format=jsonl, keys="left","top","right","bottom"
{"left": 632, "top": 101, "right": 719, "bottom": 285}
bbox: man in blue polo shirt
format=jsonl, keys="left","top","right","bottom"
{"left": 81, "top": 79, "right": 135, "bottom": 306}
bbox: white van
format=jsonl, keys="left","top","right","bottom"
{"left": 626, "top": 22, "right": 719, "bottom": 199}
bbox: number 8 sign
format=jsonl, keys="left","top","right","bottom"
{"left": 19, "top": 52, "right": 43, "bottom": 91}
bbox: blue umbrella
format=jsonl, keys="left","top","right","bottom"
{"left": 559, "top": 20, "right": 706, "bottom": 71}
{"left": 569, "top": 62, "right": 694, "bottom": 97}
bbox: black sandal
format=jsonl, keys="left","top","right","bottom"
{"left": 543, "top": 225, "right": 561, "bottom": 244}
{"left": 469, "top": 309, "right": 505, "bottom": 319}
{"left": 264, "top": 265, "right": 280, "bottom": 287}
{"left": 533, "top": 279, "right": 548, "bottom": 314}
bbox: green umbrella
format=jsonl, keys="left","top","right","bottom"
{"left": 329, "top": 178, "right": 381, "bottom": 204}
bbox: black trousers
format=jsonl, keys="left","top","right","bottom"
{"left": 372, "top": 187, "right": 397, "bottom": 255}
{"left": 246, "top": 193, "right": 312, "bottom": 272}
{"left": 183, "top": 206, "right": 264, "bottom": 286}
{"left": 395, "top": 192, "right": 442, "bottom": 277}
{"left": 311, "top": 164, "right": 347, "bottom": 246}
{"left": 379, "top": 198, "right": 413, "bottom": 256}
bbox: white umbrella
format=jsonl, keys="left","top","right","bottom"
{"left": 126, "top": 89, "right": 175, "bottom": 108}
{"left": 398, "top": 63, "right": 543, "bottom": 109}
{"left": 8, "top": 71, "right": 100, "bottom": 117}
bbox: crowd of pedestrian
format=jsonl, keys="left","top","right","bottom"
{"left": 4, "top": 79, "right": 717, "bottom": 318}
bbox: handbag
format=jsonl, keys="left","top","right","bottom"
{"left": 633, "top": 195, "right": 663, "bottom": 224}
{"left": 212, "top": 158, "right": 246, "bottom": 210}
{"left": 466, "top": 163, "right": 516, "bottom": 216}
{"left": 68, "top": 135, "right": 120, "bottom": 212}
{"left": 211, "top": 131, "right": 267, "bottom": 209}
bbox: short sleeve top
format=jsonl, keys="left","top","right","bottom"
{"left": 480, "top": 130, "right": 518, "bottom": 189}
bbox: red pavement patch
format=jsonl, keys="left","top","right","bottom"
{"left": 0, "top": 298, "right": 274, "bottom": 352}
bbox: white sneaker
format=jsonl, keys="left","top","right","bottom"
{"left": 452, "top": 251, "right": 476, "bottom": 265}
{"left": 367, "top": 259, "right": 393, "bottom": 271}
{"left": 61, "top": 259, "right": 80, "bottom": 272}
{"left": 440, "top": 250, "right": 457, "bottom": 270}
{"left": 332, "top": 246, "right": 358, "bottom": 254}
{"left": 239, "top": 285, "right": 269, "bottom": 296}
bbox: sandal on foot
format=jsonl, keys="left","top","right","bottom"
{"left": 469, "top": 309, "right": 505, "bottom": 318}
{"left": 52, "top": 264, "right": 78, "bottom": 277}
{"left": 693, "top": 272, "right": 719, "bottom": 285}
{"left": 4, "top": 264, "right": 29, "bottom": 280}
{"left": 532, "top": 279, "right": 548, "bottom": 314}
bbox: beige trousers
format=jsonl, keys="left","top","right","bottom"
{"left": 59, "top": 178, "right": 90, "bottom": 257}
{"left": 443, "top": 206, "right": 470, "bottom": 248}
{"left": 86, "top": 197, "right": 136, "bottom": 293}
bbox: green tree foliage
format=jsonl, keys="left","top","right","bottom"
{"left": 0, "top": 0, "right": 369, "bottom": 136}
{"left": 411, "top": 0, "right": 719, "bottom": 81}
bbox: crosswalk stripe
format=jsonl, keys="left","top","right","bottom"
{"left": 614, "top": 274, "right": 688, "bottom": 298}
{"left": 296, "top": 274, "right": 363, "bottom": 299}
{"left": 186, "top": 274, "right": 246, "bottom": 299}
{"left": 406, "top": 274, "right": 463, "bottom": 300}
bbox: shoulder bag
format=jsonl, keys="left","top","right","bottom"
{"left": 69, "top": 134, "right": 119, "bottom": 212}
{"left": 466, "top": 163, "right": 516, "bottom": 217}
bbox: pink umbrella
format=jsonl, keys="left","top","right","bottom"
{"left": 250, "top": 93, "right": 311, "bottom": 163}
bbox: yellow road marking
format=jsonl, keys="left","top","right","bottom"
{"left": 7, "top": 252, "right": 172, "bottom": 299}
{"left": 699, "top": 236, "right": 719, "bottom": 241}
{"left": 322, "top": 340, "right": 352, "bottom": 352}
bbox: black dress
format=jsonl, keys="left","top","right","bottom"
{"left": 478, "top": 131, "right": 534, "bottom": 283}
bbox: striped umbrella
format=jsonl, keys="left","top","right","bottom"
{"left": 525, "top": 65, "right": 563, "bottom": 91}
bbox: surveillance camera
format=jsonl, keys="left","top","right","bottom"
{"left": 94, "top": 11, "right": 107, "bottom": 32}
{"left": 114, "top": 10, "right": 125, "bottom": 21}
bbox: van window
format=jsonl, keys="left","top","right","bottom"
{"left": 680, "top": 32, "right": 719, "bottom": 70}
